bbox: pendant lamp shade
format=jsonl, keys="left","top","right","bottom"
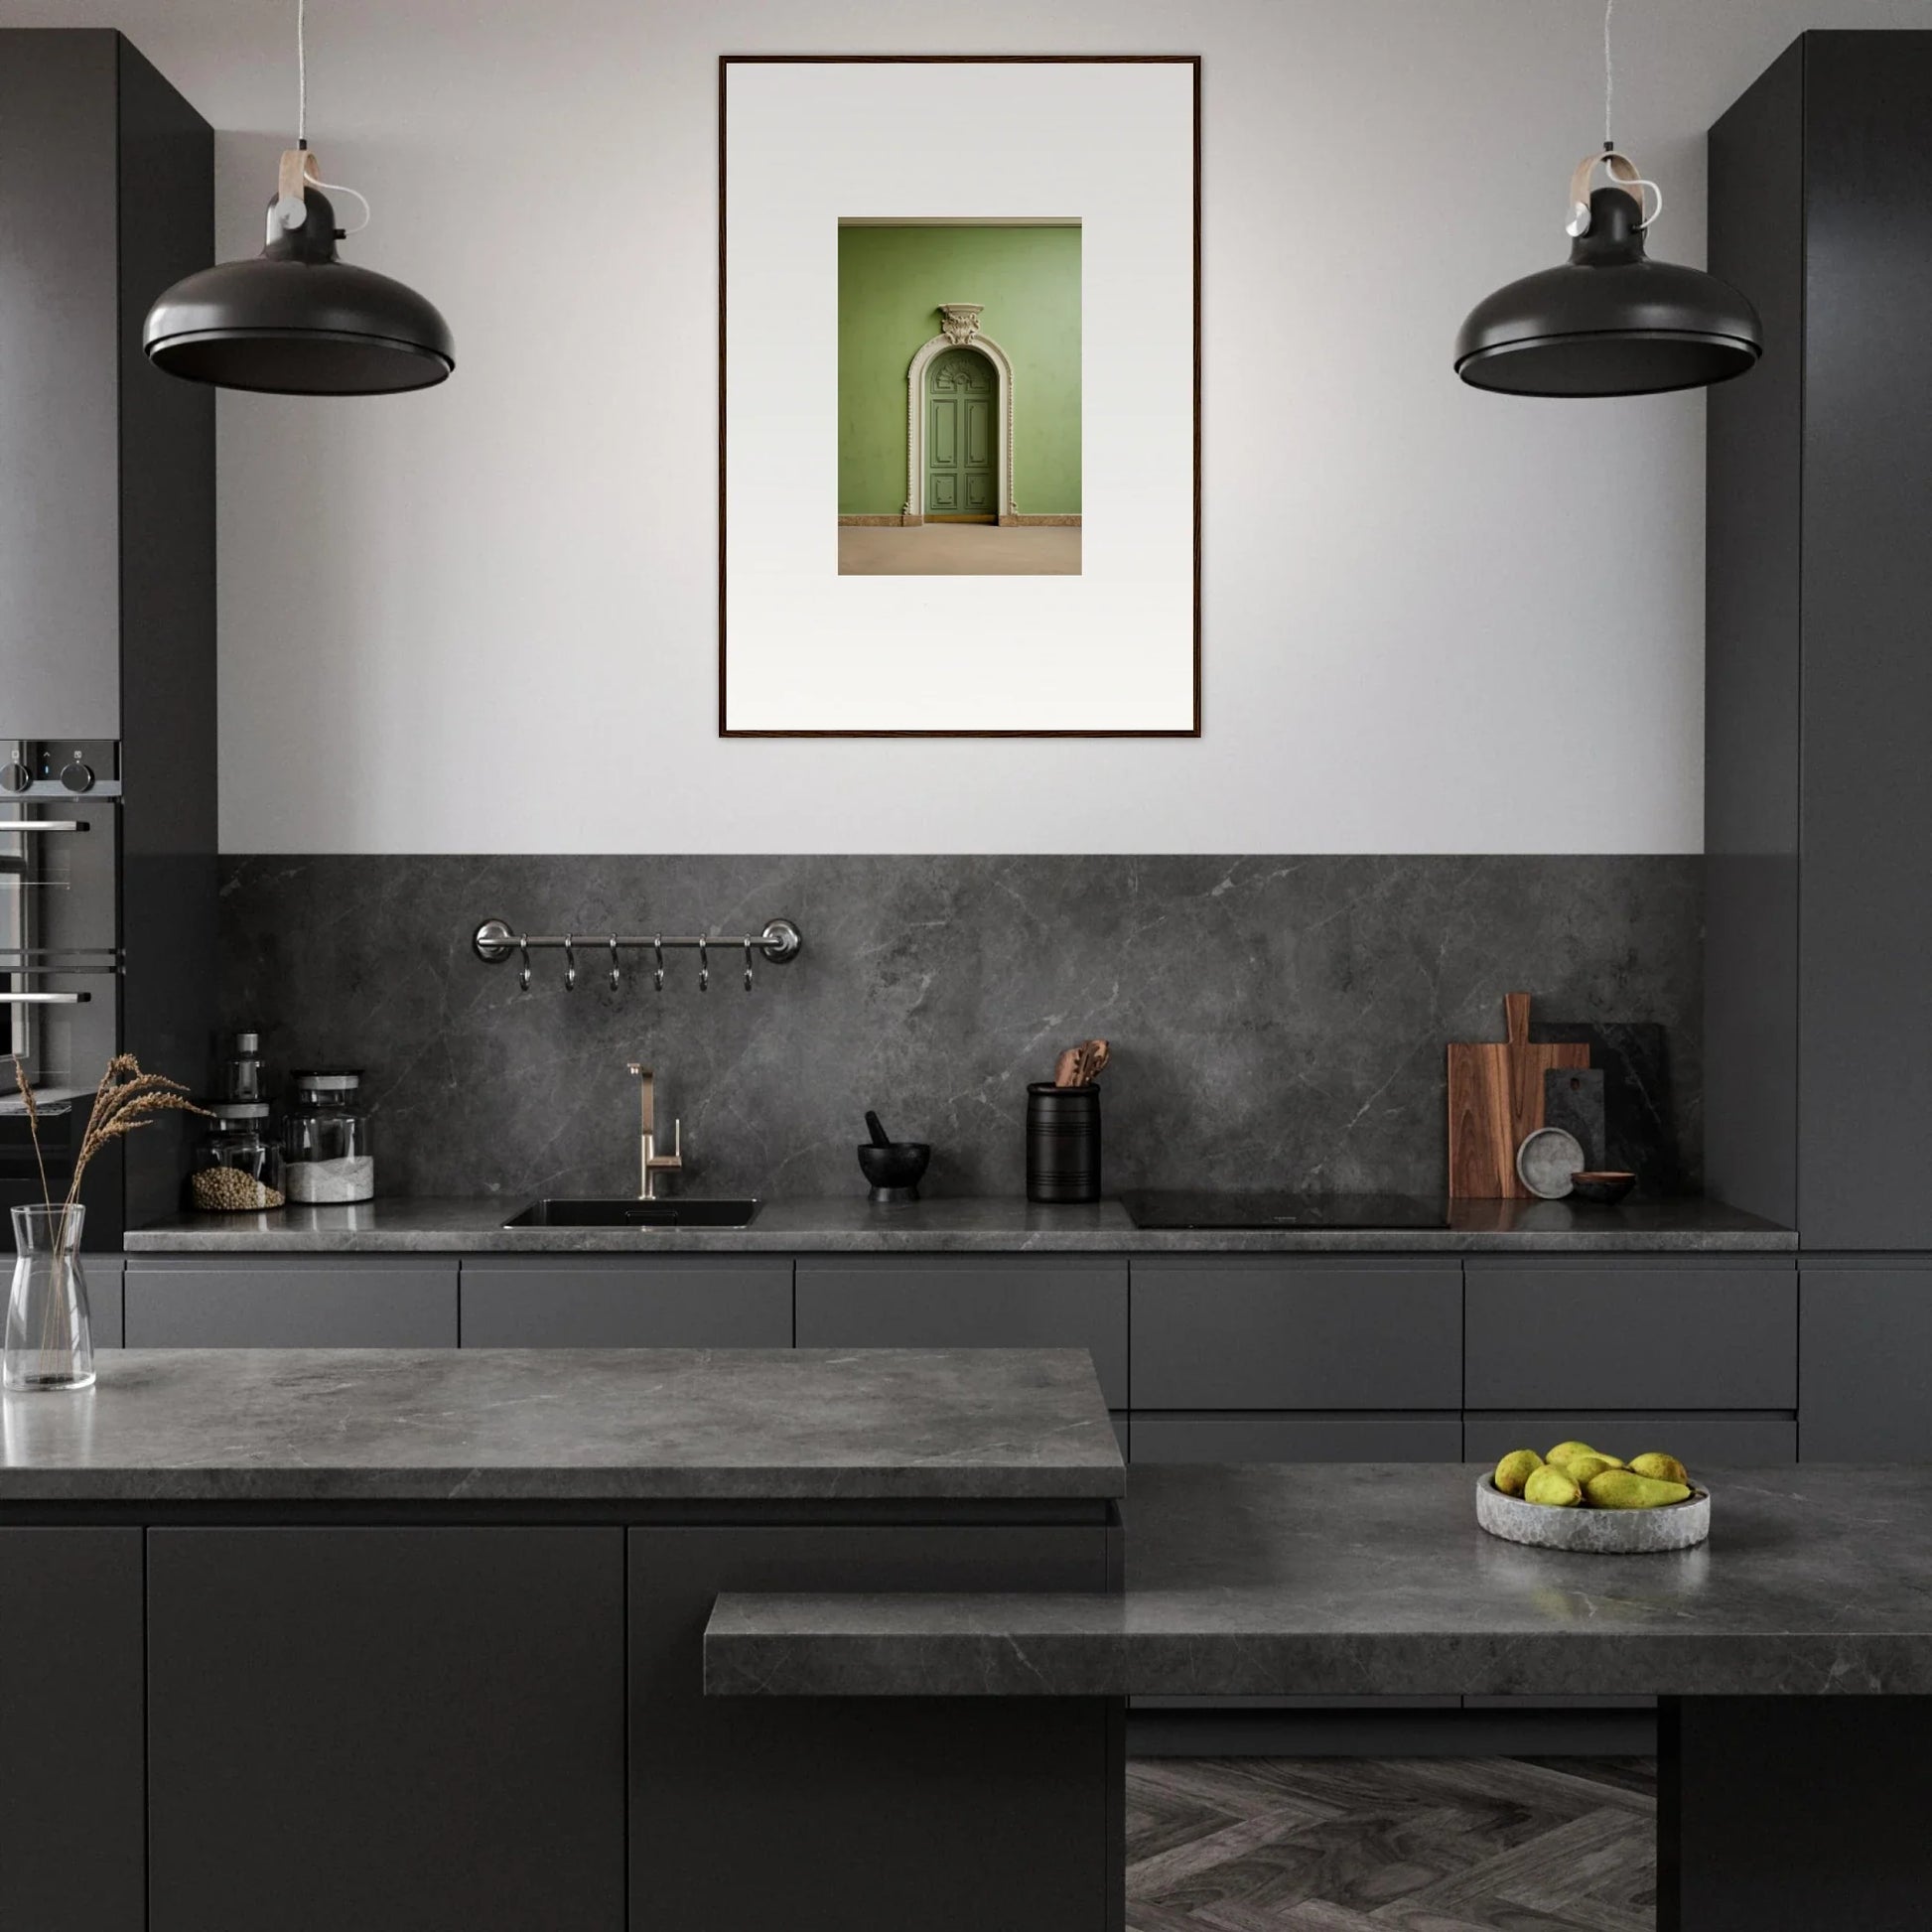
{"left": 1455, "top": 183, "right": 1760, "bottom": 399}
{"left": 144, "top": 183, "right": 453, "bottom": 395}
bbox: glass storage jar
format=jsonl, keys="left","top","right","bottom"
{"left": 283, "top": 1069, "right": 375, "bottom": 1204}
{"left": 189, "top": 1103, "right": 287, "bottom": 1212}
{"left": 212, "top": 1029, "right": 267, "bottom": 1103}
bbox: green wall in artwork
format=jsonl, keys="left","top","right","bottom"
{"left": 838, "top": 223, "right": 1082, "bottom": 516}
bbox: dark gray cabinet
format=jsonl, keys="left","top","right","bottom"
{"left": 1463, "top": 1413, "right": 1797, "bottom": 1467}
{"left": 1709, "top": 33, "right": 1932, "bottom": 1251}
{"left": 0, "top": 29, "right": 210, "bottom": 735}
{"left": 125, "top": 1257, "right": 458, "bottom": 1346}
{"left": 795, "top": 1256, "right": 1128, "bottom": 1408}
{"left": 1463, "top": 1259, "right": 1796, "bottom": 1411}
{"left": 1800, "top": 1263, "right": 1932, "bottom": 1460}
{"left": 88, "top": 1255, "right": 123, "bottom": 1348}
{"left": 1131, "top": 1258, "right": 1461, "bottom": 1411}
{"left": 460, "top": 1256, "right": 791, "bottom": 1348}
{"left": 1133, "top": 1415, "right": 1461, "bottom": 1463}
{"left": 0, "top": 1529, "right": 144, "bottom": 1931}
{"left": 147, "top": 1527, "right": 625, "bottom": 1932}
{"left": 628, "top": 1523, "right": 1116, "bottom": 1932}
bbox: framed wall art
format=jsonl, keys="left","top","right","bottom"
{"left": 719, "top": 56, "right": 1200, "bottom": 737}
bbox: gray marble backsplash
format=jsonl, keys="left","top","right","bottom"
{"left": 216, "top": 856, "right": 1702, "bottom": 1203}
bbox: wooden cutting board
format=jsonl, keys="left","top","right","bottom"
{"left": 1448, "top": 993, "right": 1589, "bottom": 1198}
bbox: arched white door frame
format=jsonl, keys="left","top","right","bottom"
{"left": 903, "top": 333, "right": 1016, "bottom": 522}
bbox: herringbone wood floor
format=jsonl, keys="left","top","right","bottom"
{"left": 1126, "top": 1756, "right": 1656, "bottom": 1931}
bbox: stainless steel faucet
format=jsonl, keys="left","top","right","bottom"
{"left": 624, "top": 1062, "right": 683, "bottom": 1199}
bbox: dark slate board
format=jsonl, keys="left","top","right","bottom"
{"left": 1530, "top": 1022, "right": 1686, "bottom": 1197}
{"left": 1543, "top": 1066, "right": 1607, "bottom": 1173}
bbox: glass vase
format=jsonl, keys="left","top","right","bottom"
{"left": 6, "top": 1204, "right": 95, "bottom": 1393}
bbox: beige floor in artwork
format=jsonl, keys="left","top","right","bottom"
{"left": 838, "top": 523, "right": 1082, "bottom": 575}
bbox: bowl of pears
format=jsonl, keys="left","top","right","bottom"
{"left": 1477, "top": 1441, "right": 1710, "bottom": 1553}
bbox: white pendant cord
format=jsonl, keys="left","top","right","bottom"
{"left": 1603, "top": 0, "right": 1614, "bottom": 149}
{"left": 1566, "top": 0, "right": 1661, "bottom": 233}
{"left": 273, "top": 0, "right": 371, "bottom": 236}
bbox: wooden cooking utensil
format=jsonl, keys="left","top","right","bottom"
{"left": 1447, "top": 993, "right": 1589, "bottom": 1199}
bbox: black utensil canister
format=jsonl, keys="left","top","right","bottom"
{"left": 1027, "top": 1082, "right": 1101, "bottom": 1203}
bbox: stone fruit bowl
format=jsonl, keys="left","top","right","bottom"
{"left": 1476, "top": 1474, "right": 1711, "bottom": 1553}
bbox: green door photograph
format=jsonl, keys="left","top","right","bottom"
{"left": 926, "top": 347, "right": 996, "bottom": 521}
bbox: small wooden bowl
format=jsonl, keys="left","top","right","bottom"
{"left": 1569, "top": 1171, "right": 1637, "bottom": 1205}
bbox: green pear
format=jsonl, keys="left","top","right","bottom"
{"left": 1524, "top": 1465, "right": 1585, "bottom": 1507}
{"left": 1629, "top": 1451, "right": 1691, "bottom": 1486}
{"left": 1494, "top": 1449, "right": 1543, "bottom": 1496}
{"left": 1585, "top": 1469, "right": 1693, "bottom": 1510}
{"left": 1555, "top": 1451, "right": 1619, "bottom": 1485}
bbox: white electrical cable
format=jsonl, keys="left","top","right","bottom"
{"left": 309, "top": 176, "right": 371, "bottom": 233}
{"left": 285, "top": 0, "right": 373, "bottom": 236}
{"left": 1603, "top": 0, "right": 1614, "bottom": 149}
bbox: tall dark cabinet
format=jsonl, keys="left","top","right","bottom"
{"left": 1708, "top": 31, "right": 1932, "bottom": 1456}
{"left": 0, "top": 31, "right": 215, "bottom": 1247}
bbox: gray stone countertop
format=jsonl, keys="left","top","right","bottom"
{"left": 0, "top": 1347, "right": 1123, "bottom": 1503}
{"left": 122, "top": 1194, "right": 1795, "bottom": 1255}
{"left": 705, "top": 1461, "right": 1932, "bottom": 1698}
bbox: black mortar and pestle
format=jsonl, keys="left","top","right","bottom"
{"left": 858, "top": 1110, "right": 930, "bottom": 1204}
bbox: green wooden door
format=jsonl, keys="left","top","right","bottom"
{"left": 925, "top": 348, "right": 996, "bottom": 521}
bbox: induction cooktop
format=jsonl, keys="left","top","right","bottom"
{"left": 1118, "top": 1191, "right": 1450, "bottom": 1231}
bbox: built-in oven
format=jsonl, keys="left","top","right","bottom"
{"left": 0, "top": 741, "right": 122, "bottom": 1227}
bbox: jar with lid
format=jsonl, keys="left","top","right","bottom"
{"left": 212, "top": 1030, "right": 267, "bottom": 1103}
{"left": 189, "top": 1103, "right": 287, "bottom": 1212}
{"left": 283, "top": 1069, "right": 375, "bottom": 1203}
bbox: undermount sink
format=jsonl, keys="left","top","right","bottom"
{"left": 502, "top": 1197, "right": 761, "bottom": 1229}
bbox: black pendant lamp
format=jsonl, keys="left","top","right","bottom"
{"left": 143, "top": 1, "right": 452, "bottom": 395}
{"left": 1454, "top": 2, "right": 1759, "bottom": 397}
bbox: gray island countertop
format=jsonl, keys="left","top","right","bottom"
{"left": 0, "top": 1347, "right": 1124, "bottom": 1503}
{"left": 123, "top": 1193, "right": 1795, "bottom": 1255}
{"left": 707, "top": 1461, "right": 1932, "bottom": 1699}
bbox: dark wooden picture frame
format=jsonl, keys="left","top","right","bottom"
{"left": 718, "top": 55, "right": 1202, "bottom": 739}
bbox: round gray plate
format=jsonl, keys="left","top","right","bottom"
{"left": 1476, "top": 1474, "right": 1711, "bottom": 1553}
{"left": 1516, "top": 1126, "right": 1585, "bottom": 1199}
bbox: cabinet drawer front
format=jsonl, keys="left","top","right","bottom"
{"left": 1800, "top": 1266, "right": 1932, "bottom": 1460}
{"left": 794, "top": 1259, "right": 1127, "bottom": 1409}
{"left": 1464, "top": 1262, "right": 1795, "bottom": 1410}
{"left": 125, "top": 1260, "right": 458, "bottom": 1348}
{"left": 1463, "top": 1412, "right": 1797, "bottom": 1466}
{"left": 87, "top": 1256, "right": 123, "bottom": 1348}
{"left": 460, "top": 1259, "right": 791, "bottom": 1348}
{"left": 150, "top": 1528, "right": 624, "bottom": 1932}
{"left": 1130, "top": 1260, "right": 1461, "bottom": 1411}
{"left": 1130, "top": 1414, "right": 1462, "bottom": 1463}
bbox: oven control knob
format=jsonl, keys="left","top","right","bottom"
{"left": 0, "top": 761, "right": 29, "bottom": 794}
{"left": 60, "top": 759, "right": 94, "bottom": 794}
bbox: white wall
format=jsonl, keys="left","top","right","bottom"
{"left": 0, "top": 0, "right": 1913, "bottom": 854}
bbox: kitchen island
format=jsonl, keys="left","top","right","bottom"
{"left": 0, "top": 1346, "right": 1125, "bottom": 1932}
{"left": 712, "top": 1460, "right": 1932, "bottom": 1932}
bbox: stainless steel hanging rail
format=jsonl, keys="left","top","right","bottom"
{"left": 471, "top": 916, "right": 802, "bottom": 994}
